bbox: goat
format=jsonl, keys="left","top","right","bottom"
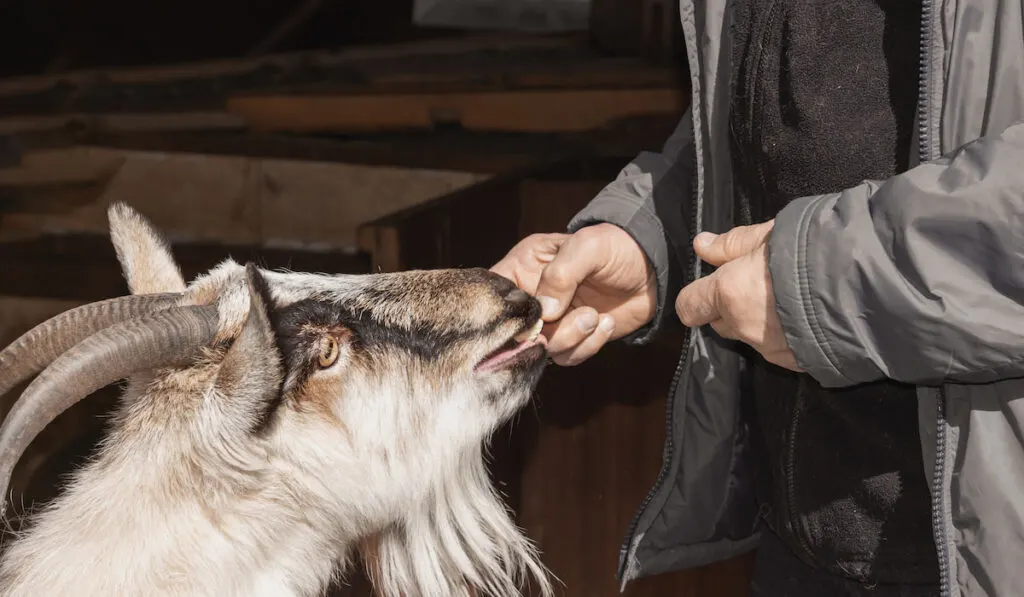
{"left": 0, "top": 203, "right": 555, "bottom": 597}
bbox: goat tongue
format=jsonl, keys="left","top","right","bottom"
{"left": 476, "top": 334, "right": 547, "bottom": 373}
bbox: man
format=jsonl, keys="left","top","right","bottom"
{"left": 491, "top": 0, "right": 1024, "bottom": 595}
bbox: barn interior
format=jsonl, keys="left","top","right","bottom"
{"left": 0, "top": 0, "right": 755, "bottom": 594}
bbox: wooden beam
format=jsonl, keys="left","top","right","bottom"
{"left": 0, "top": 156, "right": 121, "bottom": 215}
{"left": 66, "top": 130, "right": 581, "bottom": 175}
{"left": 0, "top": 112, "right": 246, "bottom": 137}
{"left": 0, "top": 147, "right": 486, "bottom": 250}
{"left": 0, "top": 35, "right": 681, "bottom": 121}
{"left": 12, "top": 110, "right": 686, "bottom": 175}
{"left": 517, "top": 178, "right": 610, "bottom": 234}
{"left": 0, "top": 34, "right": 578, "bottom": 96}
{"left": 227, "top": 88, "right": 686, "bottom": 134}
{"left": 356, "top": 225, "right": 403, "bottom": 273}
{"left": 0, "top": 178, "right": 113, "bottom": 216}
{"left": 0, "top": 233, "right": 370, "bottom": 302}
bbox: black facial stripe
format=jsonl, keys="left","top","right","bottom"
{"left": 270, "top": 298, "right": 506, "bottom": 370}
{"left": 344, "top": 313, "right": 476, "bottom": 361}
{"left": 269, "top": 299, "right": 329, "bottom": 390}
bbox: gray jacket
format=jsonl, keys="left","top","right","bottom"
{"left": 568, "top": 0, "right": 1024, "bottom": 595}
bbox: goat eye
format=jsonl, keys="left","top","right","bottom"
{"left": 318, "top": 337, "right": 340, "bottom": 369}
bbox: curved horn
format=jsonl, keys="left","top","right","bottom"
{"left": 0, "top": 293, "right": 182, "bottom": 399}
{"left": 0, "top": 304, "right": 220, "bottom": 517}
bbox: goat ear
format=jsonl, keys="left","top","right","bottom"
{"left": 214, "top": 263, "right": 285, "bottom": 432}
{"left": 108, "top": 202, "right": 187, "bottom": 295}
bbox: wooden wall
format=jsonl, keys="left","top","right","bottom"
{"left": 0, "top": 147, "right": 486, "bottom": 251}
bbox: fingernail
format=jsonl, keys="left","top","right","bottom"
{"left": 537, "top": 296, "right": 559, "bottom": 318}
{"left": 576, "top": 311, "right": 599, "bottom": 333}
{"left": 695, "top": 232, "right": 717, "bottom": 247}
{"left": 598, "top": 314, "right": 615, "bottom": 334}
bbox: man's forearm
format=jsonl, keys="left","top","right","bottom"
{"left": 769, "top": 120, "right": 1024, "bottom": 387}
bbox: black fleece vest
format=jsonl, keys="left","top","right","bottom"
{"left": 728, "top": 0, "right": 940, "bottom": 586}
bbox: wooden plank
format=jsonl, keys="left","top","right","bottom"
{"left": 66, "top": 130, "right": 582, "bottom": 175}
{"left": 14, "top": 110, "right": 688, "bottom": 175}
{"left": 0, "top": 112, "right": 245, "bottom": 136}
{"left": 359, "top": 161, "right": 555, "bottom": 232}
{"left": 518, "top": 179, "right": 608, "bottom": 233}
{"left": 0, "top": 151, "right": 120, "bottom": 216}
{"left": 0, "top": 147, "right": 486, "bottom": 250}
{"left": 0, "top": 34, "right": 581, "bottom": 97}
{"left": 375, "top": 227, "right": 403, "bottom": 274}
{"left": 227, "top": 88, "right": 686, "bottom": 134}
{"left": 367, "top": 59, "right": 679, "bottom": 92}
{"left": 356, "top": 225, "right": 403, "bottom": 274}
{"left": 0, "top": 178, "right": 113, "bottom": 215}
{"left": 0, "top": 233, "right": 370, "bottom": 302}
{"left": 0, "top": 35, "right": 679, "bottom": 121}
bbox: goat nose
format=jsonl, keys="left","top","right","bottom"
{"left": 504, "top": 288, "right": 530, "bottom": 305}
{"left": 502, "top": 287, "right": 539, "bottom": 319}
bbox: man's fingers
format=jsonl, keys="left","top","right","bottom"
{"left": 694, "top": 220, "right": 774, "bottom": 267}
{"left": 675, "top": 274, "right": 721, "bottom": 327}
{"left": 490, "top": 233, "right": 570, "bottom": 291}
{"left": 544, "top": 306, "right": 602, "bottom": 355}
{"left": 550, "top": 313, "right": 615, "bottom": 367}
{"left": 534, "top": 230, "right": 603, "bottom": 321}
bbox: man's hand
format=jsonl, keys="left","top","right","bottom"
{"left": 674, "top": 220, "right": 801, "bottom": 371}
{"left": 491, "top": 223, "right": 657, "bottom": 366}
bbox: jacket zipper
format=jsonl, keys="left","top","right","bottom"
{"left": 618, "top": 0, "right": 781, "bottom": 577}
{"left": 745, "top": 0, "right": 781, "bottom": 216}
{"left": 616, "top": 152, "right": 698, "bottom": 581}
{"left": 915, "top": 0, "right": 951, "bottom": 595}
{"left": 931, "top": 387, "right": 950, "bottom": 597}
{"left": 742, "top": 0, "right": 819, "bottom": 563}
{"left": 783, "top": 383, "right": 819, "bottom": 565}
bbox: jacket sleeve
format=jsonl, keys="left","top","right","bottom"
{"left": 566, "top": 109, "right": 696, "bottom": 345}
{"left": 768, "top": 120, "right": 1024, "bottom": 388}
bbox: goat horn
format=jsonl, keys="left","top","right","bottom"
{"left": 0, "top": 293, "right": 183, "bottom": 400}
{"left": 0, "top": 304, "right": 220, "bottom": 517}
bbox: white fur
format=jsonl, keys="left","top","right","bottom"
{"left": 0, "top": 205, "right": 554, "bottom": 597}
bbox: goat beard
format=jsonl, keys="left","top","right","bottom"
{"left": 359, "top": 452, "right": 554, "bottom": 597}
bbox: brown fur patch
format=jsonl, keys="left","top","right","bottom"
{"left": 295, "top": 375, "right": 351, "bottom": 442}
{"left": 357, "top": 532, "right": 386, "bottom": 589}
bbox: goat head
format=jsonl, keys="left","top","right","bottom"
{"left": 0, "top": 203, "right": 554, "bottom": 597}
